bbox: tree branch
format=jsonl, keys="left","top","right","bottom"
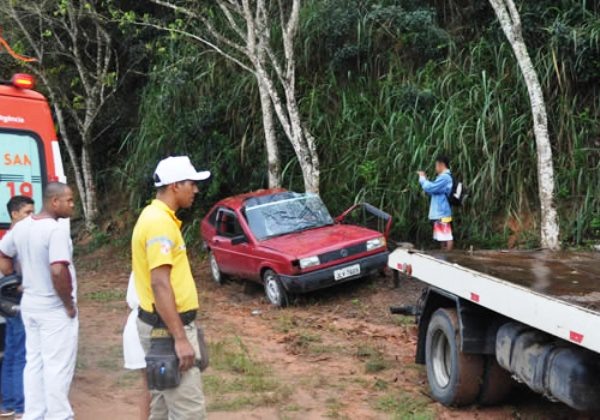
{"left": 133, "top": 21, "right": 254, "bottom": 73}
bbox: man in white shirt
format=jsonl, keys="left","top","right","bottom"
{"left": 0, "top": 183, "right": 77, "bottom": 420}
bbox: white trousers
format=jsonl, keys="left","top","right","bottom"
{"left": 21, "top": 308, "right": 78, "bottom": 420}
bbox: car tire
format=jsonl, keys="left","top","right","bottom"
{"left": 263, "top": 269, "right": 288, "bottom": 308}
{"left": 209, "top": 251, "right": 225, "bottom": 285}
{"left": 425, "top": 308, "right": 484, "bottom": 407}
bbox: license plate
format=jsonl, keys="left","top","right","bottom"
{"left": 334, "top": 264, "right": 361, "bottom": 281}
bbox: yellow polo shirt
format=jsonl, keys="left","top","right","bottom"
{"left": 131, "top": 199, "right": 199, "bottom": 313}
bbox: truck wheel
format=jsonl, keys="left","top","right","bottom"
{"left": 425, "top": 308, "right": 484, "bottom": 406}
{"left": 209, "top": 251, "right": 225, "bottom": 285}
{"left": 478, "top": 356, "right": 513, "bottom": 405}
{"left": 263, "top": 270, "right": 288, "bottom": 308}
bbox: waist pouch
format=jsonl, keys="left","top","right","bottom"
{"left": 138, "top": 308, "right": 197, "bottom": 328}
{"left": 146, "top": 329, "right": 181, "bottom": 390}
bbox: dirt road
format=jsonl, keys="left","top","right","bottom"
{"left": 70, "top": 247, "right": 584, "bottom": 419}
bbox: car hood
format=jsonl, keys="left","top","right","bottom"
{"left": 259, "top": 224, "right": 381, "bottom": 258}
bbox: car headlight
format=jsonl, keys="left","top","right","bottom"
{"left": 366, "top": 237, "right": 386, "bottom": 251}
{"left": 299, "top": 256, "right": 320, "bottom": 269}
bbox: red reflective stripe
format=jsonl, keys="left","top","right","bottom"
{"left": 569, "top": 331, "right": 584, "bottom": 344}
{"left": 470, "top": 292, "right": 480, "bottom": 303}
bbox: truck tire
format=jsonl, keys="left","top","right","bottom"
{"left": 425, "top": 308, "right": 484, "bottom": 406}
{"left": 209, "top": 251, "right": 225, "bottom": 285}
{"left": 263, "top": 269, "right": 288, "bottom": 308}
{"left": 477, "top": 356, "right": 513, "bottom": 405}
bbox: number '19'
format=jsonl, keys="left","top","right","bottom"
{"left": 7, "top": 182, "right": 33, "bottom": 198}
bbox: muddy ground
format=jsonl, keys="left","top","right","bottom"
{"left": 70, "top": 246, "right": 587, "bottom": 419}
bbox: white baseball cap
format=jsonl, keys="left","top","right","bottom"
{"left": 153, "top": 156, "right": 211, "bottom": 187}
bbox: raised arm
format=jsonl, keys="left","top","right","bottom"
{"left": 419, "top": 174, "right": 451, "bottom": 195}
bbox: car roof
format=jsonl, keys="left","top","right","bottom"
{"left": 0, "top": 84, "right": 46, "bottom": 101}
{"left": 218, "top": 188, "right": 289, "bottom": 209}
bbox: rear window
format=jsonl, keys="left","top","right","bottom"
{"left": 0, "top": 131, "right": 44, "bottom": 225}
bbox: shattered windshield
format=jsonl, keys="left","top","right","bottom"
{"left": 245, "top": 193, "right": 334, "bottom": 240}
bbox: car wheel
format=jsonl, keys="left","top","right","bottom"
{"left": 263, "top": 269, "right": 288, "bottom": 308}
{"left": 425, "top": 308, "right": 484, "bottom": 406}
{"left": 209, "top": 251, "right": 224, "bottom": 285}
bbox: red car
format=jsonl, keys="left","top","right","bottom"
{"left": 201, "top": 189, "right": 391, "bottom": 306}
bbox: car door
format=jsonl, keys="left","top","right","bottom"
{"left": 335, "top": 203, "right": 393, "bottom": 239}
{"left": 210, "top": 208, "right": 253, "bottom": 277}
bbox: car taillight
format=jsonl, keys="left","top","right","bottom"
{"left": 11, "top": 73, "right": 35, "bottom": 90}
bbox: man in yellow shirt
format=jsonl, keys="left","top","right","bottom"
{"left": 131, "top": 156, "right": 210, "bottom": 419}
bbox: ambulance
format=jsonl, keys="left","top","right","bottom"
{"left": 0, "top": 73, "right": 67, "bottom": 235}
{"left": 0, "top": 73, "right": 68, "bottom": 360}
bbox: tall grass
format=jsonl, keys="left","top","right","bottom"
{"left": 122, "top": 0, "right": 600, "bottom": 248}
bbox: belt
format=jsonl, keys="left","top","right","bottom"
{"left": 138, "top": 307, "right": 197, "bottom": 328}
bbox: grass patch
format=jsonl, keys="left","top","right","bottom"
{"left": 208, "top": 392, "right": 287, "bottom": 412}
{"left": 115, "top": 370, "right": 141, "bottom": 388}
{"left": 85, "top": 289, "right": 126, "bottom": 302}
{"left": 284, "top": 331, "right": 341, "bottom": 355}
{"left": 205, "top": 337, "right": 290, "bottom": 411}
{"left": 392, "top": 315, "right": 414, "bottom": 327}
{"left": 294, "top": 331, "right": 321, "bottom": 347}
{"left": 375, "top": 393, "right": 434, "bottom": 420}
{"left": 97, "top": 344, "right": 123, "bottom": 370}
{"left": 373, "top": 378, "right": 389, "bottom": 390}
{"left": 356, "top": 344, "right": 390, "bottom": 373}
{"left": 325, "top": 397, "right": 346, "bottom": 419}
{"left": 274, "top": 313, "right": 304, "bottom": 334}
{"left": 365, "top": 357, "right": 389, "bottom": 373}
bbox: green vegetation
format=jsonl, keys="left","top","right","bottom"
{"left": 392, "top": 315, "right": 415, "bottom": 327}
{"left": 356, "top": 343, "right": 390, "bottom": 373}
{"left": 85, "top": 289, "right": 126, "bottom": 302}
{"left": 2, "top": 1, "right": 599, "bottom": 248}
{"left": 120, "top": 0, "right": 600, "bottom": 248}
{"left": 375, "top": 392, "right": 435, "bottom": 419}
{"left": 325, "top": 396, "right": 347, "bottom": 418}
{"left": 203, "top": 337, "right": 291, "bottom": 411}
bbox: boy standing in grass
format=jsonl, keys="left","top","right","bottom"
{"left": 418, "top": 156, "right": 454, "bottom": 250}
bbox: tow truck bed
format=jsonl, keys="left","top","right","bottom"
{"left": 388, "top": 249, "right": 600, "bottom": 353}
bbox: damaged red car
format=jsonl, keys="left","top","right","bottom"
{"left": 201, "top": 189, "right": 391, "bottom": 307}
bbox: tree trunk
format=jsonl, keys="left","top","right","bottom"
{"left": 151, "top": 0, "right": 319, "bottom": 193}
{"left": 51, "top": 101, "right": 87, "bottom": 216}
{"left": 257, "top": 78, "right": 281, "bottom": 188}
{"left": 488, "top": 0, "right": 560, "bottom": 250}
{"left": 80, "top": 139, "right": 98, "bottom": 230}
{"left": 287, "top": 103, "right": 319, "bottom": 193}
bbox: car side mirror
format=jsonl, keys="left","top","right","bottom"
{"left": 231, "top": 234, "right": 248, "bottom": 246}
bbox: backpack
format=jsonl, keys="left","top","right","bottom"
{"left": 448, "top": 174, "right": 465, "bottom": 207}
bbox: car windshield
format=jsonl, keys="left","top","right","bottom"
{"left": 245, "top": 193, "right": 334, "bottom": 240}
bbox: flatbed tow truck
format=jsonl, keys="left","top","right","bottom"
{"left": 388, "top": 248, "right": 600, "bottom": 411}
